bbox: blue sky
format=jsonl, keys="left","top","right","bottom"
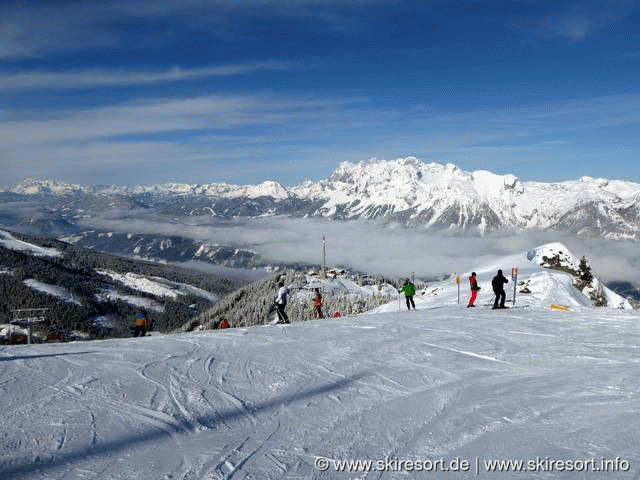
{"left": 1, "top": 0, "right": 639, "bottom": 187}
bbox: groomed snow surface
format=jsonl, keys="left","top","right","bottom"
{"left": 2, "top": 245, "right": 639, "bottom": 479}
{"left": 2, "top": 306, "right": 639, "bottom": 479}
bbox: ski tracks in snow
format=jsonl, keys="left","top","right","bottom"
{"left": 3, "top": 307, "right": 640, "bottom": 479}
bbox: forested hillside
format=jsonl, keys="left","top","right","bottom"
{"left": 182, "top": 269, "right": 399, "bottom": 331}
{"left": 0, "top": 230, "right": 245, "bottom": 342}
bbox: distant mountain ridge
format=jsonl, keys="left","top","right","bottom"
{"left": 5, "top": 157, "right": 640, "bottom": 238}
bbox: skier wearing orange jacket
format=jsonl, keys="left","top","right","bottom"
{"left": 313, "top": 288, "right": 323, "bottom": 319}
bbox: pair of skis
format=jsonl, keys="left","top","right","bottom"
{"left": 266, "top": 303, "right": 289, "bottom": 325}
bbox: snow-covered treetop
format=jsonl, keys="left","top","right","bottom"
{"left": 526, "top": 242, "right": 581, "bottom": 270}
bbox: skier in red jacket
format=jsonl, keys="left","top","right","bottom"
{"left": 468, "top": 272, "right": 480, "bottom": 307}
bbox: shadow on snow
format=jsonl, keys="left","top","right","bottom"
{"left": 0, "top": 351, "right": 95, "bottom": 362}
{"left": 0, "top": 371, "right": 371, "bottom": 479}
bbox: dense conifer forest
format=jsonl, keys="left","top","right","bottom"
{"left": 0, "top": 231, "right": 244, "bottom": 342}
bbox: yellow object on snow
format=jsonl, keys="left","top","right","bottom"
{"left": 550, "top": 304, "right": 570, "bottom": 311}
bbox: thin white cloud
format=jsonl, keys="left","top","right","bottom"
{"left": 546, "top": 13, "right": 592, "bottom": 42}
{"left": 0, "top": 3, "right": 121, "bottom": 59}
{"left": 0, "top": 62, "right": 292, "bottom": 91}
{"left": 513, "top": 0, "right": 636, "bottom": 42}
{"left": 0, "top": 92, "right": 368, "bottom": 149}
{"left": 0, "top": 91, "right": 372, "bottom": 186}
{"left": 1, "top": 91, "right": 639, "bottom": 186}
{"left": 0, "top": 0, "right": 383, "bottom": 59}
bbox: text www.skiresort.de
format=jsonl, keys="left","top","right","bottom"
{"left": 314, "top": 455, "right": 631, "bottom": 474}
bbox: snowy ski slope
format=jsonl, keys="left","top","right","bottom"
{"left": 0, "top": 244, "right": 638, "bottom": 479}
{"left": 371, "top": 242, "right": 632, "bottom": 314}
{"left": 2, "top": 306, "right": 639, "bottom": 479}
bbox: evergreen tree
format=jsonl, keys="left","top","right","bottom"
{"left": 577, "top": 255, "right": 593, "bottom": 290}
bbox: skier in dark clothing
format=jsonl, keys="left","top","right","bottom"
{"left": 274, "top": 281, "right": 290, "bottom": 323}
{"left": 491, "top": 269, "right": 509, "bottom": 309}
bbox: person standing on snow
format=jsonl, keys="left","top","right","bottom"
{"left": 491, "top": 269, "right": 509, "bottom": 309}
{"left": 313, "top": 288, "right": 323, "bottom": 319}
{"left": 468, "top": 272, "right": 480, "bottom": 307}
{"left": 400, "top": 279, "right": 416, "bottom": 310}
{"left": 274, "top": 281, "right": 290, "bottom": 323}
{"left": 133, "top": 310, "right": 150, "bottom": 337}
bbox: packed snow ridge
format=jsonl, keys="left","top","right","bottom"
{"left": 370, "top": 241, "right": 632, "bottom": 313}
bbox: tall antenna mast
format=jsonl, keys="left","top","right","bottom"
{"left": 322, "top": 235, "right": 326, "bottom": 278}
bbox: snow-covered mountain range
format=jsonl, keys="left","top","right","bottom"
{"left": 6, "top": 157, "right": 640, "bottom": 238}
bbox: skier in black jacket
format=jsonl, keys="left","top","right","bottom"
{"left": 491, "top": 269, "right": 509, "bottom": 309}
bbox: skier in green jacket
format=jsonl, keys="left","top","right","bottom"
{"left": 400, "top": 279, "right": 416, "bottom": 310}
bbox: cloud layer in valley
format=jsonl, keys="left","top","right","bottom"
{"left": 79, "top": 214, "right": 640, "bottom": 285}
